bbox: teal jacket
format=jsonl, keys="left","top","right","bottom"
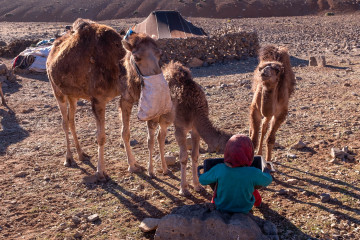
{"left": 199, "top": 163, "right": 272, "bottom": 213}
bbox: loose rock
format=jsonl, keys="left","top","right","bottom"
{"left": 139, "top": 218, "right": 160, "bottom": 232}
{"left": 290, "top": 140, "right": 307, "bottom": 150}
{"left": 87, "top": 214, "right": 99, "bottom": 222}
{"left": 320, "top": 193, "right": 331, "bottom": 203}
{"left": 165, "top": 155, "right": 177, "bottom": 166}
{"left": 154, "top": 204, "right": 277, "bottom": 240}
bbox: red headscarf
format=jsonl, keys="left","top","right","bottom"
{"left": 224, "top": 134, "right": 254, "bottom": 167}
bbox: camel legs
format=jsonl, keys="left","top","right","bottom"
{"left": 0, "top": 83, "right": 7, "bottom": 107}
{"left": 119, "top": 98, "right": 143, "bottom": 173}
{"left": 56, "top": 95, "right": 75, "bottom": 167}
{"left": 146, "top": 118, "right": 170, "bottom": 177}
{"left": 257, "top": 117, "right": 271, "bottom": 156}
{"left": 265, "top": 110, "right": 287, "bottom": 162}
{"left": 91, "top": 98, "right": 108, "bottom": 181}
{"left": 175, "top": 127, "right": 190, "bottom": 196}
{"left": 249, "top": 106, "right": 261, "bottom": 153}
{"left": 158, "top": 118, "right": 170, "bottom": 175}
{"left": 68, "top": 97, "right": 89, "bottom": 162}
{"left": 191, "top": 129, "right": 204, "bottom": 192}
{"left": 147, "top": 120, "right": 158, "bottom": 177}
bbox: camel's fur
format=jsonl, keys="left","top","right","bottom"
{"left": 162, "top": 61, "right": 232, "bottom": 195}
{"left": 249, "top": 45, "right": 295, "bottom": 163}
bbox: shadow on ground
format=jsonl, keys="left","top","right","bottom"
{"left": 0, "top": 108, "right": 29, "bottom": 154}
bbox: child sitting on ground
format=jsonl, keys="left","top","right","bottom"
{"left": 199, "top": 134, "right": 272, "bottom": 213}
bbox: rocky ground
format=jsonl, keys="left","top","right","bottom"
{"left": 0, "top": 14, "right": 360, "bottom": 240}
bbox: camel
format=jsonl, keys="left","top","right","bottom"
{"left": 47, "top": 19, "right": 172, "bottom": 181}
{"left": 249, "top": 45, "right": 295, "bottom": 165}
{"left": 162, "top": 61, "right": 232, "bottom": 195}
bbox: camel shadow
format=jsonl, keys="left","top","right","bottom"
{"left": 289, "top": 56, "right": 308, "bottom": 67}
{"left": 84, "top": 176, "right": 167, "bottom": 221}
{"left": 325, "top": 65, "right": 348, "bottom": 70}
{"left": 191, "top": 56, "right": 309, "bottom": 79}
{"left": 1, "top": 77, "right": 22, "bottom": 95}
{"left": 0, "top": 108, "right": 29, "bottom": 155}
{"left": 15, "top": 72, "right": 49, "bottom": 82}
{"left": 258, "top": 203, "right": 312, "bottom": 239}
{"left": 191, "top": 57, "right": 259, "bottom": 78}
{"left": 273, "top": 164, "right": 360, "bottom": 225}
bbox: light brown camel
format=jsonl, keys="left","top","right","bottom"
{"left": 249, "top": 45, "right": 295, "bottom": 164}
{"left": 47, "top": 19, "right": 172, "bottom": 181}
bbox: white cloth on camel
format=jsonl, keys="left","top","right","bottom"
{"left": 137, "top": 73, "right": 172, "bottom": 121}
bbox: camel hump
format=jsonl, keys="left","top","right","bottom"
{"left": 258, "top": 45, "right": 290, "bottom": 64}
{"left": 163, "top": 61, "right": 192, "bottom": 84}
{"left": 72, "top": 18, "right": 95, "bottom": 32}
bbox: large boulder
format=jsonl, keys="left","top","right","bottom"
{"left": 154, "top": 204, "right": 278, "bottom": 240}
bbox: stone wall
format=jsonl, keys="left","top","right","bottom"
{"left": 157, "top": 31, "right": 259, "bottom": 67}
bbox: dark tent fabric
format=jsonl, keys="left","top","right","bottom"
{"left": 133, "top": 10, "right": 207, "bottom": 39}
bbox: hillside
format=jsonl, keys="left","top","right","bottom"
{"left": 0, "top": 0, "right": 359, "bottom": 22}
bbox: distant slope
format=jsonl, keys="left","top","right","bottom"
{"left": 0, "top": 0, "right": 359, "bottom": 22}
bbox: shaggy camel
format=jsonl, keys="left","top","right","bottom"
{"left": 47, "top": 19, "right": 172, "bottom": 181}
{"left": 162, "top": 61, "right": 232, "bottom": 195}
{"left": 249, "top": 45, "right": 295, "bottom": 164}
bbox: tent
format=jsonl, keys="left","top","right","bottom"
{"left": 133, "top": 10, "right": 207, "bottom": 39}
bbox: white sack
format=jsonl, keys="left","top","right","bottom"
{"left": 28, "top": 56, "right": 47, "bottom": 73}
{"left": 137, "top": 73, "right": 172, "bottom": 121}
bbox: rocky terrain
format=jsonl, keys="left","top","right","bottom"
{"left": 0, "top": 13, "right": 360, "bottom": 240}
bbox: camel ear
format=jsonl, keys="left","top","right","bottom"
{"left": 122, "top": 40, "right": 132, "bottom": 52}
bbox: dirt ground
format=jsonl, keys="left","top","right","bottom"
{"left": 1, "top": 14, "right": 360, "bottom": 240}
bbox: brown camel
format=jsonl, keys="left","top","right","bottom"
{"left": 249, "top": 45, "right": 295, "bottom": 164}
{"left": 162, "top": 61, "right": 232, "bottom": 195}
{"left": 47, "top": 19, "right": 173, "bottom": 181}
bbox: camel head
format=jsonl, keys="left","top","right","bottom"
{"left": 206, "top": 131, "right": 232, "bottom": 154}
{"left": 122, "top": 31, "right": 162, "bottom": 76}
{"left": 257, "top": 61, "right": 284, "bottom": 90}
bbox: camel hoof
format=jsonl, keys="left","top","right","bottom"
{"left": 79, "top": 152, "right": 91, "bottom": 161}
{"left": 128, "top": 164, "right": 145, "bottom": 173}
{"left": 148, "top": 171, "right": 156, "bottom": 178}
{"left": 64, "top": 156, "right": 76, "bottom": 167}
{"left": 162, "top": 168, "right": 171, "bottom": 175}
{"left": 156, "top": 168, "right": 171, "bottom": 175}
{"left": 179, "top": 188, "right": 190, "bottom": 197}
{"left": 96, "top": 172, "right": 109, "bottom": 182}
{"left": 83, "top": 172, "right": 109, "bottom": 184}
{"left": 266, "top": 162, "right": 276, "bottom": 172}
{"left": 194, "top": 185, "right": 205, "bottom": 193}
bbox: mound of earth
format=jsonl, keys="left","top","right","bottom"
{"left": 0, "top": 0, "right": 359, "bottom": 22}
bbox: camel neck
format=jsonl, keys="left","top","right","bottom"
{"left": 261, "top": 87, "right": 277, "bottom": 117}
